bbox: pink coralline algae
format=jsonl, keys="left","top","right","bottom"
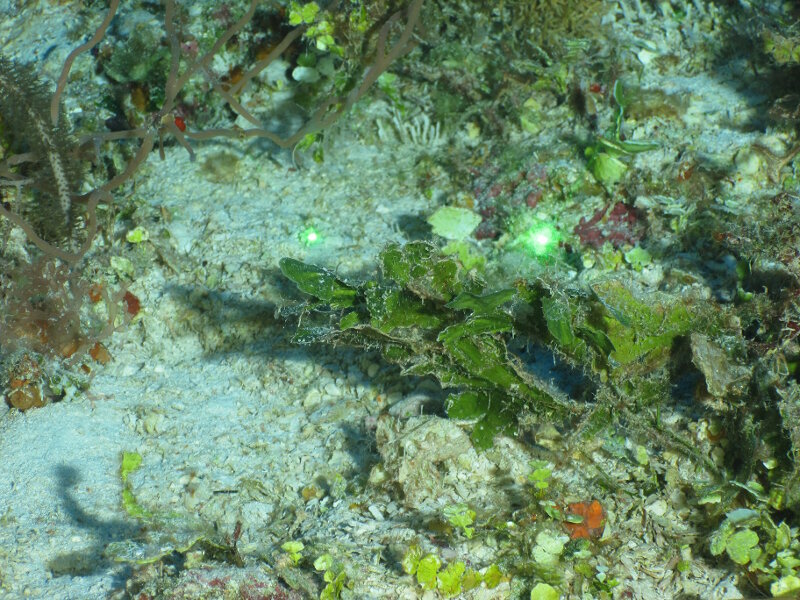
{"left": 471, "top": 163, "right": 549, "bottom": 240}
{"left": 573, "top": 201, "right": 646, "bottom": 249}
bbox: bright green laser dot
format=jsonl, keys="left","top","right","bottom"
{"left": 299, "top": 226, "right": 321, "bottom": 246}
{"left": 518, "top": 222, "right": 560, "bottom": 257}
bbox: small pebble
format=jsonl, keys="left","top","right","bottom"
{"left": 303, "top": 388, "right": 322, "bottom": 409}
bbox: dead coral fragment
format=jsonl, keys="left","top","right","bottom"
{"left": 690, "top": 333, "right": 751, "bottom": 399}
{"left": 523, "top": 0, "right": 609, "bottom": 56}
{"left": 371, "top": 414, "right": 521, "bottom": 511}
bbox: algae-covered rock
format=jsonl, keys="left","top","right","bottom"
{"left": 372, "top": 415, "right": 520, "bottom": 510}
{"left": 779, "top": 381, "right": 800, "bottom": 511}
{"left": 690, "top": 333, "right": 751, "bottom": 399}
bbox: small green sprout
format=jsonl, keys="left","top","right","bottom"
{"left": 540, "top": 500, "right": 564, "bottom": 521}
{"left": 441, "top": 240, "right": 486, "bottom": 272}
{"left": 586, "top": 80, "right": 658, "bottom": 186}
{"left": 520, "top": 96, "right": 544, "bottom": 135}
{"left": 443, "top": 503, "right": 476, "bottom": 539}
{"left": 314, "top": 553, "right": 349, "bottom": 600}
{"left": 633, "top": 444, "right": 649, "bottom": 466}
{"left": 402, "top": 545, "right": 504, "bottom": 596}
{"left": 564, "top": 513, "right": 585, "bottom": 524}
{"left": 708, "top": 505, "right": 800, "bottom": 592}
{"left": 401, "top": 543, "right": 423, "bottom": 576}
{"left": 725, "top": 529, "right": 760, "bottom": 565}
{"left": 110, "top": 255, "right": 134, "bottom": 279}
{"left": 594, "top": 565, "right": 620, "bottom": 593}
{"left": 416, "top": 553, "right": 441, "bottom": 590}
{"left": 585, "top": 145, "right": 628, "bottom": 186}
{"left": 763, "top": 29, "right": 800, "bottom": 65}
{"left": 294, "top": 131, "right": 325, "bottom": 163}
{"left": 296, "top": 132, "right": 318, "bottom": 152}
{"left": 313, "top": 552, "right": 334, "bottom": 572}
{"left": 427, "top": 206, "right": 482, "bottom": 240}
{"left": 125, "top": 226, "right": 149, "bottom": 244}
{"left": 288, "top": 2, "right": 341, "bottom": 54}
{"left": 482, "top": 564, "right": 504, "bottom": 588}
{"left": 401, "top": 545, "right": 442, "bottom": 591}
{"left": 120, "top": 451, "right": 142, "bottom": 484}
{"left": 307, "top": 19, "right": 338, "bottom": 53}
{"left": 281, "top": 540, "right": 304, "bottom": 565}
{"left": 437, "top": 561, "right": 466, "bottom": 597}
{"left": 289, "top": 1, "right": 319, "bottom": 25}
{"left": 676, "top": 544, "right": 692, "bottom": 573}
{"left": 772, "top": 575, "right": 800, "bottom": 597}
{"left": 120, "top": 451, "right": 151, "bottom": 519}
{"left": 624, "top": 246, "right": 651, "bottom": 271}
{"left": 528, "top": 460, "right": 553, "bottom": 492}
{"left": 349, "top": 4, "right": 368, "bottom": 32}
{"left": 121, "top": 486, "right": 146, "bottom": 518}
{"left": 530, "top": 582, "right": 560, "bottom": 600}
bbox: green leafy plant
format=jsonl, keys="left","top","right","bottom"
{"left": 585, "top": 80, "right": 658, "bottom": 187}
{"left": 417, "top": 553, "right": 442, "bottom": 590}
{"left": 289, "top": 1, "right": 341, "bottom": 53}
{"left": 438, "top": 561, "right": 467, "bottom": 597}
{"left": 426, "top": 206, "right": 487, "bottom": 271}
{"left": 120, "top": 451, "right": 151, "bottom": 520}
{"left": 401, "top": 543, "right": 504, "bottom": 597}
{"left": 709, "top": 507, "right": 800, "bottom": 596}
{"left": 281, "top": 242, "right": 704, "bottom": 455}
{"left": 314, "top": 553, "right": 351, "bottom": 599}
{"left": 282, "top": 540, "right": 305, "bottom": 566}
{"left": 528, "top": 460, "right": 553, "bottom": 493}
{"left": 289, "top": 1, "right": 320, "bottom": 25}
{"left": 528, "top": 278, "right": 695, "bottom": 382}
{"left": 443, "top": 503, "right": 476, "bottom": 539}
{"left": 280, "top": 241, "right": 574, "bottom": 449}
{"left": 427, "top": 206, "right": 482, "bottom": 240}
{"left": 530, "top": 582, "right": 560, "bottom": 600}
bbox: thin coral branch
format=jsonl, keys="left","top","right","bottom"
{"left": 228, "top": 27, "right": 307, "bottom": 97}
{"left": 0, "top": 203, "right": 80, "bottom": 263}
{"left": 51, "top": 0, "right": 120, "bottom": 127}
{"left": 169, "top": 0, "right": 261, "bottom": 101}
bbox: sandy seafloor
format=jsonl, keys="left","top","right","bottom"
{"left": 0, "top": 1, "right": 790, "bottom": 599}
